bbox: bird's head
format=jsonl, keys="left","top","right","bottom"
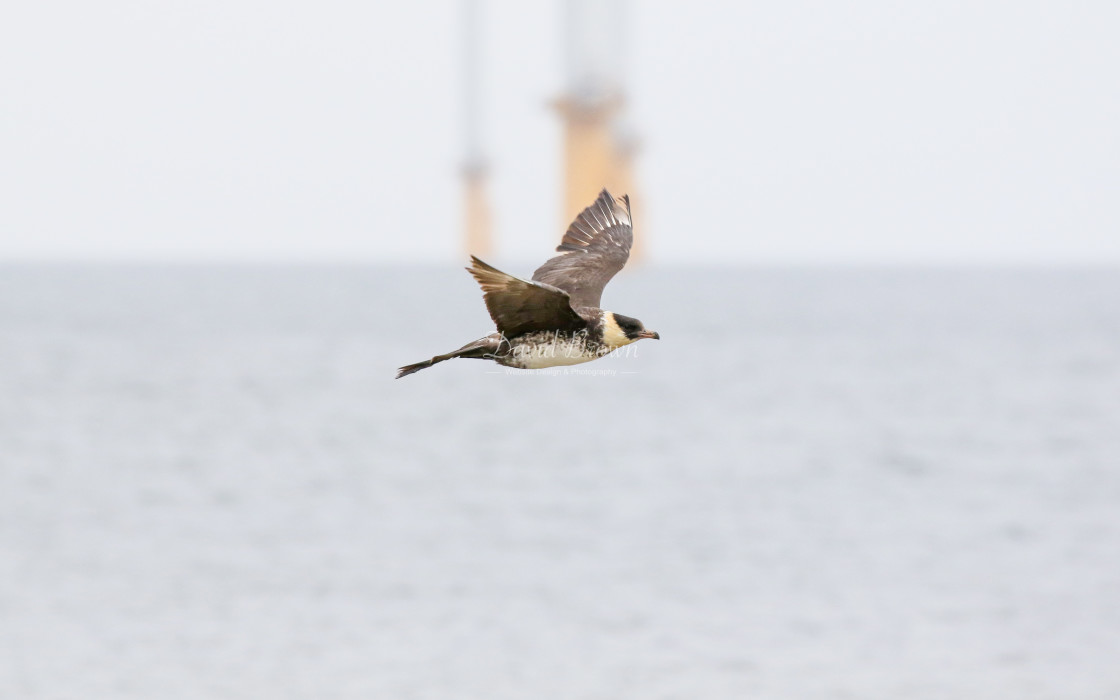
{"left": 602, "top": 312, "right": 660, "bottom": 348}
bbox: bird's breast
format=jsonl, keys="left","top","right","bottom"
{"left": 500, "top": 330, "right": 612, "bottom": 369}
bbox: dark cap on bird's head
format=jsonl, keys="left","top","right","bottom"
{"left": 610, "top": 313, "right": 660, "bottom": 341}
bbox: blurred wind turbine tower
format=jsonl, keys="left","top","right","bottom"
{"left": 461, "top": 0, "right": 492, "bottom": 258}
{"left": 555, "top": 0, "right": 642, "bottom": 260}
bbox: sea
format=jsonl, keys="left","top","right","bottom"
{"left": 1, "top": 264, "right": 1118, "bottom": 699}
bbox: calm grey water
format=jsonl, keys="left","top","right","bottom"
{"left": 1, "top": 265, "right": 1118, "bottom": 699}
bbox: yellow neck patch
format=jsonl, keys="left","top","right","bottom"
{"left": 601, "top": 312, "right": 634, "bottom": 349}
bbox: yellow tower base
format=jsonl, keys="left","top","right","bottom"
{"left": 462, "top": 166, "right": 492, "bottom": 259}
{"left": 555, "top": 96, "right": 642, "bottom": 262}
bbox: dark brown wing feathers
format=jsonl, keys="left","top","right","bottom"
{"left": 466, "top": 256, "right": 586, "bottom": 336}
{"left": 532, "top": 189, "right": 633, "bottom": 309}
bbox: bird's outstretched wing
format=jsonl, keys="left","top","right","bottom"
{"left": 531, "top": 189, "right": 633, "bottom": 310}
{"left": 467, "top": 256, "right": 586, "bottom": 336}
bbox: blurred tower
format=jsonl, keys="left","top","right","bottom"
{"left": 555, "top": 0, "right": 642, "bottom": 259}
{"left": 462, "top": 0, "right": 492, "bottom": 257}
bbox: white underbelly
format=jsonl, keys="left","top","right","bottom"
{"left": 515, "top": 351, "right": 599, "bottom": 369}
{"left": 501, "top": 331, "right": 617, "bottom": 370}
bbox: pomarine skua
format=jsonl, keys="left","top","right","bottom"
{"left": 396, "top": 189, "right": 658, "bottom": 378}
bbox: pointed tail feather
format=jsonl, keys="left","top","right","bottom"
{"left": 395, "top": 335, "right": 502, "bottom": 379}
{"left": 395, "top": 355, "right": 451, "bottom": 379}
{"left": 396, "top": 359, "right": 432, "bottom": 378}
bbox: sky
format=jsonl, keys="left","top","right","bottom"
{"left": 1, "top": 1, "right": 1117, "bottom": 265}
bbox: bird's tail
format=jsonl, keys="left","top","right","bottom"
{"left": 395, "top": 335, "right": 502, "bottom": 379}
{"left": 395, "top": 356, "right": 450, "bottom": 379}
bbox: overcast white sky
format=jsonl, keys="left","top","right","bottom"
{"left": 1, "top": 1, "right": 1117, "bottom": 264}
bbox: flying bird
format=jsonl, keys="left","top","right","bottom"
{"left": 396, "top": 189, "right": 659, "bottom": 378}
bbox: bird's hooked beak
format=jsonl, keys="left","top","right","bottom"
{"left": 636, "top": 330, "right": 660, "bottom": 340}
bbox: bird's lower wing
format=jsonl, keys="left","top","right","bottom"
{"left": 467, "top": 256, "right": 586, "bottom": 337}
